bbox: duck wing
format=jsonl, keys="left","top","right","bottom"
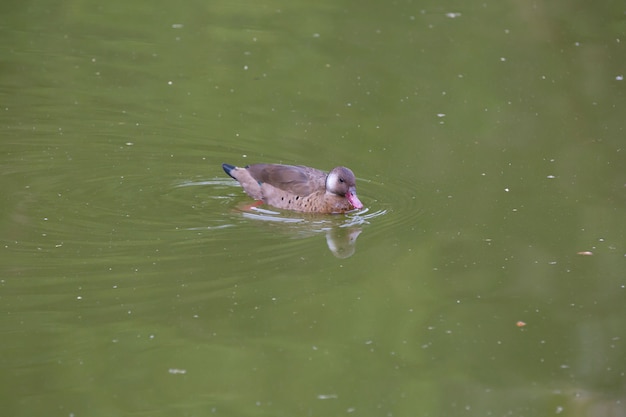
{"left": 247, "top": 164, "right": 325, "bottom": 196}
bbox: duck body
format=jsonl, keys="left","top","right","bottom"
{"left": 222, "top": 163, "right": 363, "bottom": 214}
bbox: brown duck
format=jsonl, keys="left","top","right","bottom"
{"left": 222, "top": 163, "right": 363, "bottom": 214}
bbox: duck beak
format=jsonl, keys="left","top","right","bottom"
{"left": 347, "top": 187, "right": 363, "bottom": 209}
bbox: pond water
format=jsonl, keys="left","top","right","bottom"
{"left": 2, "top": 0, "right": 625, "bottom": 416}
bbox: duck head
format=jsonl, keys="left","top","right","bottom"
{"left": 326, "top": 167, "right": 363, "bottom": 210}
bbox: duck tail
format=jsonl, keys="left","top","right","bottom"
{"left": 222, "top": 163, "right": 236, "bottom": 179}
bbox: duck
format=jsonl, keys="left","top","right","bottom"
{"left": 222, "top": 163, "right": 363, "bottom": 213}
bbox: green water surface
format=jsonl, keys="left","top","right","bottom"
{"left": 1, "top": 0, "right": 625, "bottom": 416}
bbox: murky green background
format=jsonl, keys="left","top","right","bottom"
{"left": 2, "top": 0, "right": 625, "bottom": 416}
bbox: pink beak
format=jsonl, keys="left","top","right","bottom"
{"left": 347, "top": 187, "right": 363, "bottom": 210}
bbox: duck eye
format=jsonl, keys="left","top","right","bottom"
{"left": 339, "top": 178, "right": 344, "bottom": 183}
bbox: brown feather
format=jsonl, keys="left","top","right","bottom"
{"left": 222, "top": 163, "right": 363, "bottom": 214}
{"left": 246, "top": 164, "right": 322, "bottom": 196}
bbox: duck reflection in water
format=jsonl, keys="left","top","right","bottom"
{"left": 239, "top": 207, "right": 363, "bottom": 258}
{"left": 324, "top": 226, "right": 362, "bottom": 259}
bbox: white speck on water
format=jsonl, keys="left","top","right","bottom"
{"left": 437, "top": 113, "right": 446, "bottom": 117}
{"left": 172, "top": 23, "right": 183, "bottom": 29}
{"left": 504, "top": 188, "right": 509, "bottom": 192}
{"left": 168, "top": 81, "right": 173, "bottom": 85}
{"left": 500, "top": 57, "right": 506, "bottom": 62}
{"left": 317, "top": 394, "right": 338, "bottom": 400}
{"left": 547, "top": 175, "right": 555, "bottom": 178}
{"left": 168, "top": 368, "right": 187, "bottom": 374}
{"left": 556, "top": 406, "right": 564, "bottom": 414}
{"left": 76, "top": 296, "right": 82, "bottom": 300}
{"left": 445, "top": 12, "right": 461, "bottom": 18}
{"left": 312, "top": 33, "right": 320, "bottom": 38}
{"left": 616, "top": 75, "right": 624, "bottom": 81}
{"left": 243, "top": 65, "right": 248, "bottom": 70}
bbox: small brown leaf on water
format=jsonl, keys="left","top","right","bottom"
{"left": 516, "top": 321, "right": 526, "bottom": 327}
